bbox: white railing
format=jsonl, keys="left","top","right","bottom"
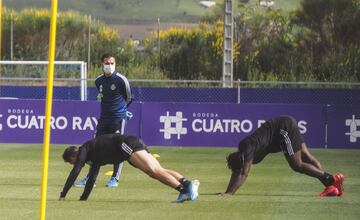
{"left": 0, "top": 61, "right": 87, "bottom": 101}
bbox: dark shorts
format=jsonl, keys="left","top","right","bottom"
{"left": 278, "top": 116, "right": 304, "bottom": 157}
{"left": 121, "top": 136, "right": 149, "bottom": 160}
{"left": 95, "top": 118, "right": 127, "bottom": 137}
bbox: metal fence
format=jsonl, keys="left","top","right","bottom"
{"left": 131, "top": 79, "right": 360, "bottom": 89}
{"left": 1, "top": 77, "right": 360, "bottom": 104}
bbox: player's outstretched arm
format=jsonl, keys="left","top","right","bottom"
{"left": 59, "top": 162, "right": 84, "bottom": 201}
{"left": 222, "top": 161, "right": 252, "bottom": 195}
{"left": 59, "top": 147, "right": 87, "bottom": 201}
{"left": 80, "top": 165, "right": 100, "bottom": 201}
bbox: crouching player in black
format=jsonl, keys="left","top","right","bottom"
{"left": 59, "top": 134, "right": 199, "bottom": 202}
{"left": 222, "top": 116, "right": 344, "bottom": 197}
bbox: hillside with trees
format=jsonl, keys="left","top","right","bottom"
{"left": 3, "top": 0, "right": 301, "bottom": 23}
{"left": 1, "top": 0, "right": 359, "bottom": 83}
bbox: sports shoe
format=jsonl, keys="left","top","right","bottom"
{"left": 175, "top": 192, "right": 190, "bottom": 203}
{"left": 73, "top": 176, "right": 96, "bottom": 188}
{"left": 188, "top": 179, "right": 200, "bottom": 201}
{"left": 106, "top": 177, "right": 119, "bottom": 188}
{"left": 74, "top": 176, "right": 88, "bottom": 187}
{"left": 319, "top": 185, "right": 340, "bottom": 197}
{"left": 333, "top": 173, "right": 345, "bottom": 196}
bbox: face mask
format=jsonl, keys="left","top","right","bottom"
{"left": 103, "top": 64, "right": 115, "bottom": 75}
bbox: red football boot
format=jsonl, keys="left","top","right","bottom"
{"left": 319, "top": 185, "right": 340, "bottom": 197}
{"left": 333, "top": 173, "right": 345, "bottom": 196}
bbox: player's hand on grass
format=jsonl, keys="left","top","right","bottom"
{"left": 58, "top": 197, "right": 65, "bottom": 201}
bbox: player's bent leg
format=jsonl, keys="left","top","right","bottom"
{"left": 164, "top": 168, "right": 183, "bottom": 180}
{"left": 129, "top": 150, "right": 199, "bottom": 202}
{"left": 285, "top": 150, "right": 324, "bottom": 178}
{"left": 129, "top": 150, "right": 182, "bottom": 189}
{"left": 300, "top": 143, "right": 322, "bottom": 170}
{"left": 284, "top": 142, "right": 345, "bottom": 197}
{"left": 285, "top": 150, "right": 343, "bottom": 196}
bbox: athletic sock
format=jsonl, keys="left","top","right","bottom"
{"left": 179, "top": 178, "right": 191, "bottom": 188}
{"left": 176, "top": 184, "right": 187, "bottom": 193}
{"left": 320, "top": 172, "right": 335, "bottom": 187}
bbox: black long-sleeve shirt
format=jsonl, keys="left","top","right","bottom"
{"left": 238, "top": 116, "right": 304, "bottom": 164}
{"left": 60, "top": 134, "right": 134, "bottom": 200}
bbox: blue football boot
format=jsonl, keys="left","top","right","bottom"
{"left": 106, "top": 177, "right": 119, "bottom": 188}
{"left": 73, "top": 176, "right": 96, "bottom": 187}
{"left": 175, "top": 192, "right": 190, "bottom": 203}
{"left": 188, "top": 180, "right": 200, "bottom": 201}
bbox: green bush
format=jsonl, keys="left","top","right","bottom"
{"left": 2, "top": 1, "right": 359, "bottom": 83}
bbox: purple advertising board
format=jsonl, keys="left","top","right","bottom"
{"left": 3, "top": 99, "right": 355, "bottom": 148}
{"left": 0, "top": 99, "right": 141, "bottom": 144}
{"left": 140, "top": 102, "right": 326, "bottom": 147}
{"left": 327, "top": 105, "right": 360, "bottom": 149}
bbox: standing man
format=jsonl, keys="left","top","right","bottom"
{"left": 74, "top": 53, "right": 132, "bottom": 188}
{"left": 59, "top": 134, "right": 200, "bottom": 202}
{"left": 222, "top": 115, "right": 344, "bottom": 197}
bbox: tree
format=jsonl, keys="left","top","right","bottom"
{"left": 292, "top": 0, "right": 360, "bottom": 81}
{"left": 144, "top": 21, "right": 238, "bottom": 80}
{"left": 1, "top": 8, "right": 122, "bottom": 66}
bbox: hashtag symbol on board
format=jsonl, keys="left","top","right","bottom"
{"left": 160, "top": 112, "right": 188, "bottom": 140}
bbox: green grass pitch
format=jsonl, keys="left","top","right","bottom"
{"left": 0, "top": 144, "right": 359, "bottom": 220}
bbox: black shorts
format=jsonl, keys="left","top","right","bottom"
{"left": 95, "top": 118, "right": 127, "bottom": 137}
{"left": 121, "top": 136, "right": 149, "bottom": 160}
{"left": 278, "top": 116, "right": 304, "bottom": 157}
